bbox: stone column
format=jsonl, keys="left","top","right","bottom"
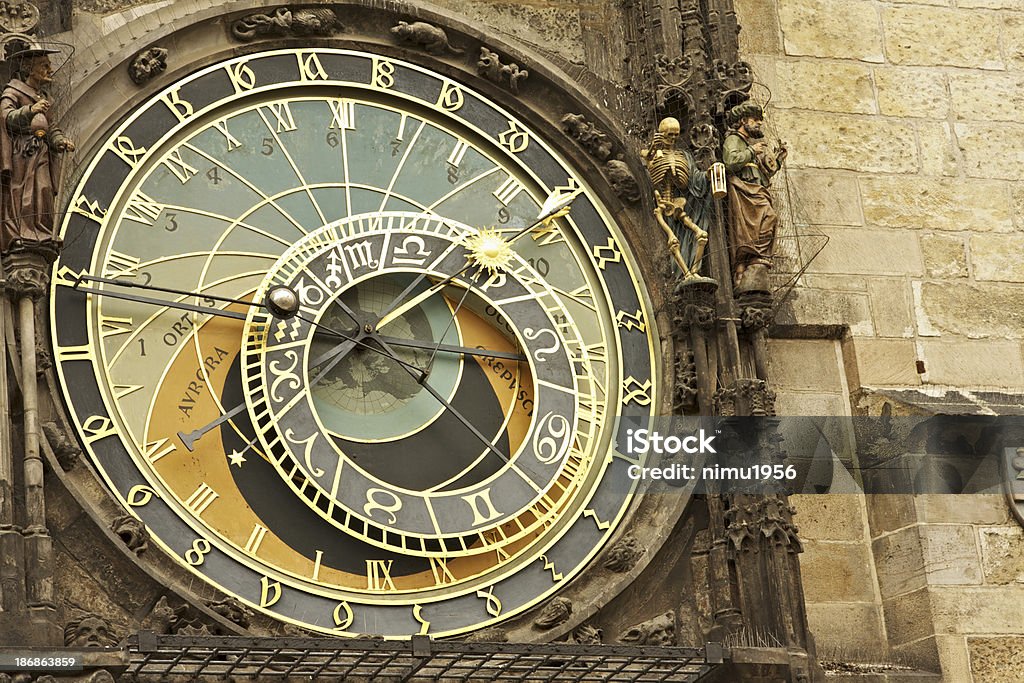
{"left": 4, "top": 246, "right": 61, "bottom": 645}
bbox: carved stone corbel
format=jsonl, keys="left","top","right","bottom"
{"left": 110, "top": 514, "right": 149, "bottom": 555}
{"left": 41, "top": 421, "right": 81, "bottom": 471}
{"left": 140, "top": 595, "right": 175, "bottom": 634}
{"left": 560, "top": 114, "right": 614, "bottom": 162}
{"left": 533, "top": 597, "right": 572, "bottom": 630}
{"left": 618, "top": 610, "right": 675, "bottom": 646}
{"left": 230, "top": 7, "right": 341, "bottom": 43}
{"left": 128, "top": 47, "right": 168, "bottom": 86}
{"left": 390, "top": 21, "right": 463, "bottom": 56}
{"left": 477, "top": 47, "right": 528, "bottom": 94}
{"left": 602, "top": 160, "right": 641, "bottom": 203}
{"left": 205, "top": 596, "right": 251, "bottom": 629}
{"left": 602, "top": 534, "right": 643, "bottom": 573}
{"left": 571, "top": 623, "right": 602, "bottom": 644}
{"left": 63, "top": 613, "right": 118, "bottom": 647}
{"left": 463, "top": 626, "right": 508, "bottom": 642}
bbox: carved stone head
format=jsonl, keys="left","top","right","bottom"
{"left": 619, "top": 611, "right": 676, "bottom": 646}
{"left": 64, "top": 614, "right": 117, "bottom": 648}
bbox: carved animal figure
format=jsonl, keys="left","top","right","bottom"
{"left": 391, "top": 21, "right": 464, "bottom": 56}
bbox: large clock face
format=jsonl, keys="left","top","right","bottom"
{"left": 52, "top": 48, "right": 658, "bottom": 637}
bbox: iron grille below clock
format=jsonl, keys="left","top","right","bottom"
{"left": 125, "top": 632, "right": 724, "bottom": 681}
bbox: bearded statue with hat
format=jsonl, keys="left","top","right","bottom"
{"left": 0, "top": 37, "right": 74, "bottom": 255}
{"left": 722, "top": 100, "right": 786, "bottom": 292}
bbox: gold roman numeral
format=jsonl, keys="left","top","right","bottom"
{"left": 366, "top": 559, "right": 397, "bottom": 591}
{"left": 245, "top": 524, "right": 269, "bottom": 554}
{"left": 100, "top": 314, "right": 133, "bottom": 338}
{"left": 143, "top": 438, "right": 176, "bottom": 463}
{"left": 493, "top": 176, "right": 524, "bottom": 206}
{"left": 429, "top": 557, "right": 456, "bottom": 585}
{"left": 327, "top": 98, "right": 355, "bottom": 129}
{"left": 267, "top": 102, "right": 296, "bottom": 132}
{"left": 184, "top": 482, "right": 219, "bottom": 516}
{"left": 161, "top": 148, "right": 198, "bottom": 184}
{"left": 122, "top": 192, "right": 164, "bottom": 226}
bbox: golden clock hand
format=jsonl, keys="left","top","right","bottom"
{"left": 424, "top": 277, "right": 474, "bottom": 368}
{"left": 505, "top": 185, "right": 585, "bottom": 245}
{"left": 375, "top": 273, "right": 469, "bottom": 330}
{"left": 374, "top": 336, "right": 526, "bottom": 362}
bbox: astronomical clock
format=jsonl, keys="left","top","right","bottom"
{"left": 49, "top": 45, "right": 663, "bottom": 638}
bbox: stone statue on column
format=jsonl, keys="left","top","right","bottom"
{"left": 642, "top": 117, "right": 714, "bottom": 282}
{"left": 722, "top": 101, "right": 786, "bottom": 293}
{"left": 0, "top": 39, "right": 74, "bottom": 256}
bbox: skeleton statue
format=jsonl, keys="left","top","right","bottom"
{"left": 642, "top": 117, "right": 713, "bottom": 281}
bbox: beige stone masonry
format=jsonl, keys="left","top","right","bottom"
{"left": 930, "top": 586, "right": 1024, "bottom": 634}
{"left": 916, "top": 282, "right": 1024, "bottom": 339}
{"left": 1005, "top": 13, "right": 1024, "bottom": 71}
{"left": 918, "top": 525, "right": 983, "bottom": 586}
{"left": 949, "top": 71, "right": 1024, "bottom": 123}
{"left": 767, "top": 339, "right": 845, "bottom": 390}
{"left": 955, "top": 122, "right": 1024, "bottom": 180}
{"left": 807, "top": 228, "right": 924, "bottom": 276}
{"left": 979, "top": 527, "right": 1024, "bottom": 584}
{"left": 920, "top": 235, "right": 969, "bottom": 279}
{"left": 968, "top": 636, "right": 1024, "bottom": 683}
{"left": 882, "top": 587, "right": 933, "bottom": 643}
{"left": 866, "top": 278, "right": 914, "bottom": 337}
{"left": 970, "top": 234, "right": 1024, "bottom": 283}
{"left": 859, "top": 177, "right": 1012, "bottom": 233}
{"left": 874, "top": 528, "right": 928, "bottom": 599}
{"left": 778, "top": 0, "right": 884, "bottom": 62}
{"left": 918, "top": 339, "right": 1024, "bottom": 387}
{"left": 883, "top": 6, "right": 1004, "bottom": 69}
{"left": 917, "top": 121, "right": 959, "bottom": 177}
{"left": 847, "top": 338, "right": 922, "bottom": 385}
{"left": 792, "top": 495, "right": 870, "bottom": 542}
{"left": 1013, "top": 184, "right": 1024, "bottom": 230}
{"left": 785, "top": 171, "right": 865, "bottom": 227}
{"left": 801, "top": 541, "right": 880, "bottom": 602}
{"left": 804, "top": 602, "right": 887, "bottom": 657}
{"left": 774, "top": 60, "right": 876, "bottom": 114}
{"left": 783, "top": 288, "right": 875, "bottom": 336}
{"left": 915, "top": 495, "right": 1010, "bottom": 526}
{"left": 774, "top": 111, "right": 919, "bottom": 173}
{"left": 874, "top": 67, "right": 948, "bottom": 119}
{"left": 772, "top": 390, "right": 849, "bottom": 416}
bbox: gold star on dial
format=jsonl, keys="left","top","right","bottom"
{"left": 228, "top": 450, "right": 247, "bottom": 468}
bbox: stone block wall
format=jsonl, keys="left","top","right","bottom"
{"left": 736, "top": 0, "right": 1024, "bottom": 394}
{"left": 744, "top": 0, "right": 1024, "bottom": 679}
